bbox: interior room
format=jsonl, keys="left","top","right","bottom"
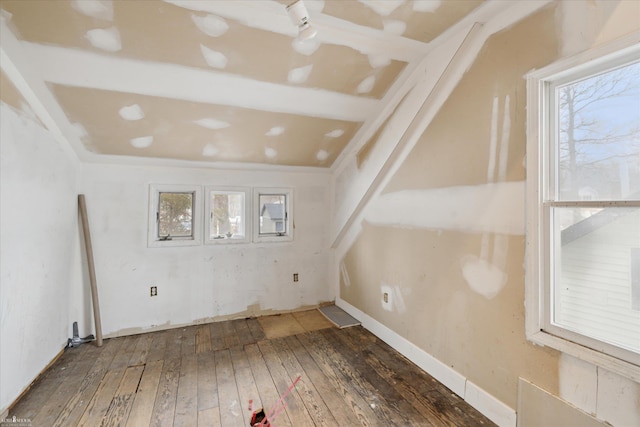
{"left": 1, "top": 1, "right": 638, "bottom": 426}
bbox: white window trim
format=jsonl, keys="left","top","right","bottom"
{"left": 204, "top": 186, "right": 251, "bottom": 245}
{"left": 147, "top": 184, "right": 202, "bottom": 248}
{"left": 525, "top": 32, "right": 640, "bottom": 382}
{"left": 253, "top": 188, "right": 293, "bottom": 243}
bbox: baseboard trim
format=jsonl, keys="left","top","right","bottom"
{"left": 335, "top": 297, "right": 516, "bottom": 427}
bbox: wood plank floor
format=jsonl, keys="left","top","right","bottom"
{"left": 8, "top": 310, "right": 495, "bottom": 426}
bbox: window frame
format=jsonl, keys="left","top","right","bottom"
{"left": 253, "top": 188, "right": 293, "bottom": 243}
{"left": 204, "top": 186, "right": 251, "bottom": 245}
{"left": 525, "top": 32, "right": 640, "bottom": 381}
{"left": 147, "top": 184, "right": 202, "bottom": 248}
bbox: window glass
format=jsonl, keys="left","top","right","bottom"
{"left": 210, "top": 191, "right": 246, "bottom": 240}
{"left": 158, "top": 192, "right": 194, "bottom": 239}
{"left": 258, "top": 194, "right": 287, "bottom": 235}
{"left": 555, "top": 62, "right": 640, "bottom": 201}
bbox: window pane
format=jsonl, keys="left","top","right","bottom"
{"left": 259, "top": 194, "right": 286, "bottom": 235}
{"left": 556, "top": 62, "right": 640, "bottom": 201}
{"left": 210, "top": 192, "right": 245, "bottom": 239}
{"left": 552, "top": 206, "right": 640, "bottom": 353}
{"left": 158, "top": 192, "right": 193, "bottom": 238}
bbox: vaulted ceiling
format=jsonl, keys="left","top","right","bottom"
{"left": 0, "top": 0, "right": 485, "bottom": 169}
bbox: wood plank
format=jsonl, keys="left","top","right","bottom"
{"left": 214, "top": 349, "right": 245, "bottom": 427}
{"left": 229, "top": 346, "right": 262, "bottom": 421}
{"left": 294, "top": 332, "right": 379, "bottom": 426}
{"left": 305, "top": 329, "right": 409, "bottom": 426}
{"left": 198, "top": 407, "right": 221, "bottom": 427}
{"left": 283, "top": 335, "right": 373, "bottom": 426}
{"left": 195, "top": 325, "right": 212, "bottom": 354}
{"left": 125, "top": 360, "right": 164, "bottom": 427}
{"left": 292, "top": 310, "right": 335, "bottom": 332}
{"left": 343, "top": 327, "right": 494, "bottom": 426}
{"left": 257, "top": 340, "right": 314, "bottom": 427}
{"left": 76, "top": 368, "right": 126, "bottom": 426}
{"left": 10, "top": 344, "right": 86, "bottom": 421}
{"left": 222, "top": 320, "right": 240, "bottom": 349}
{"left": 27, "top": 342, "right": 102, "bottom": 425}
{"left": 246, "top": 317, "right": 266, "bottom": 342}
{"left": 232, "top": 319, "right": 254, "bottom": 346}
{"left": 209, "top": 321, "right": 226, "bottom": 352}
{"left": 146, "top": 330, "right": 169, "bottom": 363}
{"left": 320, "top": 328, "right": 426, "bottom": 426}
{"left": 270, "top": 337, "right": 339, "bottom": 426}
{"left": 173, "top": 354, "right": 198, "bottom": 427}
{"left": 101, "top": 364, "right": 145, "bottom": 427}
{"left": 181, "top": 326, "right": 197, "bottom": 357}
{"left": 50, "top": 339, "right": 125, "bottom": 427}
{"left": 150, "top": 328, "right": 183, "bottom": 427}
{"left": 336, "top": 328, "right": 447, "bottom": 426}
{"left": 244, "top": 343, "right": 293, "bottom": 427}
{"left": 129, "top": 333, "right": 154, "bottom": 366}
{"left": 76, "top": 335, "right": 140, "bottom": 426}
{"left": 196, "top": 351, "right": 218, "bottom": 413}
{"left": 258, "top": 314, "right": 305, "bottom": 339}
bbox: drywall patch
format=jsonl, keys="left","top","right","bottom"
{"left": 202, "top": 143, "right": 219, "bottom": 157}
{"left": 72, "top": 0, "right": 113, "bottom": 21}
{"left": 129, "top": 135, "right": 153, "bottom": 148}
{"left": 357, "top": 76, "right": 376, "bottom": 94}
{"left": 368, "top": 54, "right": 391, "bottom": 69}
{"left": 461, "top": 254, "right": 507, "bottom": 299}
{"left": 383, "top": 20, "right": 407, "bottom": 36}
{"left": 359, "top": 0, "right": 404, "bottom": 16}
{"left": 325, "top": 129, "right": 344, "bottom": 138}
{"left": 265, "top": 126, "right": 285, "bottom": 136}
{"left": 200, "top": 45, "right": 228, "bottom": 69}
{"left": 85, "top": 27, "right": 121, "bottom": 52}
{"left": 118, "top": 104, "right": 144, "bottom": 121}
{"left": 71, "top": 122, "right": 88, "bottom": 140}
{"left": 288, "top": 64, "right": 313, "bottom": 84}
{"left": 413, "top": 0, "right": 442, "bottom": 13}
{"left": 194, "top": 118, "right": 230, "bottom": 130}
{"left": 265, "top": 147, "right": 278, "bottom": 159}
{"left": 192, "top": 14, "right": 229, "bottom": 37}
{"left": 364, "top": 182, "right": 526, "bottom": 235}
{"left": 316, "top": 149, "right": 329, "bottom": 162}
{"left": 292, "top": 38, "right": 321, "bottom": 56}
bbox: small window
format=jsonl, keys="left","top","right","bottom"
{"left": 526, "top": 36, "right": 640, "bottom": 378}
{"left": 205, "top": 187, "right": 250, "bottom": 244}
{"left": 254, "top": 188, "right": 293, "bottom": 242}
{"left": 148, "top": 184, "right": 202, "bottom": 247}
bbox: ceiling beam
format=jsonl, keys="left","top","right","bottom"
{"left": 24, "top": 42, "right": 378, "bottom": 122}
{"left": 162, "top": 0, "right": 430, "bottom": 62}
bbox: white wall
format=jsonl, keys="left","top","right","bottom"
{"left": 79, "top": 163, "right": 332, "bottom": 337}
{"left": 0, "top": 104, "right": 81, "bottom": 415}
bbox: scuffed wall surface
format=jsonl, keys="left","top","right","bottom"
{"left": 0, "top": 104, "right": 80, "bottom": 414}
{"left": 79, "top": 164, "right": 332, "bottom": 337}
{"left": 339, "top": 0, "right": 640, "bottom": 423}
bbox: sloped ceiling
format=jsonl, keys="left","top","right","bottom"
{"left": 0, "top": 0, "right": 484, "bottom": 169}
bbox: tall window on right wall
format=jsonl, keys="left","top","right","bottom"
{"left": 526, "top": 35, "right": 640, "bottom": 379}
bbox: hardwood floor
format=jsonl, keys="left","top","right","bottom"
{"left": 9, "top": 311, "right": 495, "bottom": 426}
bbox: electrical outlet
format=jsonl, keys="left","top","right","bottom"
{"left": 293, "top": 273, "right": 299, "bottom": 282}
{"left": 383, "top": 292, "right": 388, "bottom": 303}
{"left": 150, "top": 286, "right": 157, "bottom": 296}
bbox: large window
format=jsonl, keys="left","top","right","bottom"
{"left": 526, "top": 35, "right": 640, "bottom": 378}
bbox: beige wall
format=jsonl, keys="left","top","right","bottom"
{"left": 339, "top": 1, "right": 639, "bottom": 424}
